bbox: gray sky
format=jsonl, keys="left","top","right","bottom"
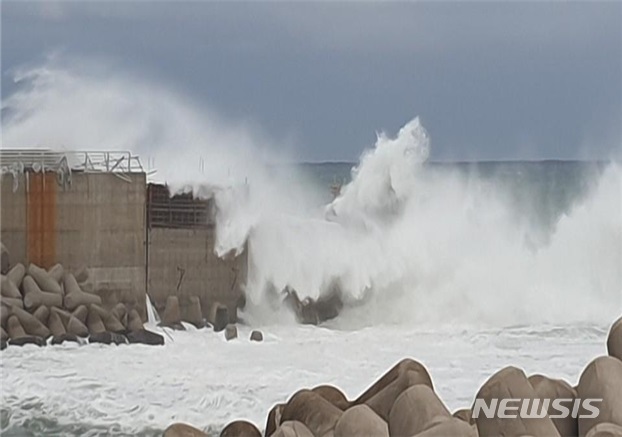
{"left": 2, "top": 1, "right": 621, "bottom": 162}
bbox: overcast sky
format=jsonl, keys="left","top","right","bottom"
{"left": 2, "top": 1, "right": 621, "bottom": 162}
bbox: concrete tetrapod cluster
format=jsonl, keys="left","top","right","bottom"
{"left": 1, "top": 257, "right": 164, "bottom": 348}
{"left": 164, "top": 314, "right": 622, "bottom": 437}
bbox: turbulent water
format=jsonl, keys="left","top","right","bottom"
{"left": 2, "top": 60, "right": 621, "bottom": 435}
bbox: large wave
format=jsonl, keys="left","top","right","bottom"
{"left": 3, "top": 59, "right": 620, "bottom": 329}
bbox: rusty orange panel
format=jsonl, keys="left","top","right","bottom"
{"left": 27, "top": 172, "right": 57, "bottom": 268}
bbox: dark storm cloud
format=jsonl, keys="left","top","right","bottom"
{"left": 2, "top": 1, "right": 621, "bottom": 161}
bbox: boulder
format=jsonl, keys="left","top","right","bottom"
{"left": 250, "top": 330, "right": 263, "bottom": 342}
{"left": 22, "top": 275, "right": 63, "bottom": 309}
{"left": 161, "top": 296, "right": 184, "bottom": 329}
{"left": 127, "top": 309, "right": 144, "bottom": 331}
{"left": 63, "top": 273, "right": 102, "bottom": 310}
{"left": 271, "top": 421, "right": 315, "bottom": 437}
{"left": 529, "top": 374, "right": 578, "bottom": 437}
{"left": 209, "top": 302, "right": 229, "bottom": 332}
{"left": 163, "top": 423, "right": 208, "bottom": 437}
{"left": 51, "top": 333, "right": 80, "bottom": 345}
{"left": 9, "top": 335, "right": 46, "bottom": 347}
{"left": 47, "top": 264, "right": 64, "bottom": 283}
{"left": 0, "top": 243, "right": 8, "bottom": 274}
{"left": 354, "top": 358, "right": 434, "bottom": 405}
{"left": 220, "top": 420, "right": 261, "bottom": 437}
{"left": 6, "top": 315, "right": 45, "bottom": 346}
{"left": 89, "top": 304, "right": 125, "bottom": 333}
{"left": 6, "top": 263, "right": 26, "bottom": 288}
{"left": 266, "top": 403, "right": 286, "bottom": 437}
{"left": 585, "top": 423, "right": 622, "bottom": 437}
{"left": 608, "top": 316, "right": 622, "bottom": 362}
{"left": 2, "top": 297, "right": 23, "bottom": 309}
{"left": 28, "top": 263, "right": 62, "bottom": 294}
{"left": 89, "top": 331, "right": 128, "bottom": 345}
{"left": 473, "top": 366, "right": 560, "bottom": 437}
{"left": 577, "top": 356, "right": 622, "bottom": 437}
{"left": 1, "top": 275, "right": 22, "bottom": 298}
{"left": 10, "top": 306, "right": 51, "bottom": 338}
{"left": 126, "top": 329, "right": 164, "bottom": 345}
{"left": 47, "top": 311, "right": 67, "bottom": 336}
{"left": 312, "top": 385, "right": 350, "bottom": 410}
{"left": 184, "top": 296, "right": 205, "bottom": 328}
{"left": 413, "top": 417, "right": 478, "bottom": 437}
{"left": 334, "top": 405, "right": 388, "bottom": 437}
{"left": 389, "top": 384, "right": 451, "bottom": 437}
{"left": 33, "top": 306, "right": 50, "bottom": 324}
{"left": 281, "top": 390, "right": 343, "bottom": 437}
{"left": 225, "top": 324, "right": 238, "bottom": 341}
{"left": 1, "top": 339, "right": 6, "bottom": 350}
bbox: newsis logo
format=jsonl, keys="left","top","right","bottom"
{"left": 472, "top": 398, "right": 602, "bottom": 419}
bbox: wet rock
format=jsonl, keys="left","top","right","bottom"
{"left": 10, "top": 306, "right": 51, "bottom": 338}
{"left": 0, "top": 243, "right": 8, "bottom": 275}
{"left": 266, "top": 403, "right": 286, "bottom": 437}
{"left": 334, "top": 405, "right": 388, "bottom": 437}
{"left": 389, "top": 384, "right": 451, "bottom": 437}
{"left": 89, "top": 331, "right": 128, "bottom": 345}
{"left": 1, "top": 275, "right": 22, "bottom": 298}
{"left": 209, "top": 302, "right": 229, "bottom": 332}
{"left": 22, "top": 276, "right": 62, "bottom": 310}
{"left": 250, "top": 330, "right": 263, "bottom": 342}
{"left": 1, "top": 326, "right": 8, "bottom": 342}
{"left": 585, "top": 423, "right": 622, "bottom": 437}
{"left": 28, "top": 263, "right": 62, "bottom": 294}
{"left": 608, "top": 316, "right": 622, "bottom": 362}
{"left": 312, "top": 385, "right": 350, "bottom": 410}
{"left": 6, "top": 263, "right": 26, "bottom": 288}
{"left": 473, "top": 366, "right": 560, "bottom": 437}
{"left": 47, "top": 264, "right": 64, "bottom": 283}
{"left": 127, "top": 309, "right": 143, "bottom": 332}
{"left": 225, "top": 324, "right": 238, "bottom": 341}
{"left": 161, "top": 296, "right": 184, "bottom": 330}
{"left": 271, "top": 421, "right": 315, "bottom": 437}
{"left": 529, "top": 374, "right": 578, "bottom": 437}
{"left": 126, "top": 329, "right": 164, "bottom": 345}
{"left": 9, "top": 335, "right": 46, "bottom": 347}
{"left": 51, "top": 333, "right": 80, "bottom": 345}
{"left": 281, "top": 389, "right": 343, "bottom": 437}
{"left": 63, "top": 273, "right": 102, "bottom": 310}
{"left": 0, "top": 339, "right": 6, "bottom": 350}
{"left": 577, "top": 356, "right": 622, "bottom": 436}
{"left": 220, "top": 420, "right": 261, "bottom": 437}
{"left": 164, "top": 423, "right": 208, "bottom": 437}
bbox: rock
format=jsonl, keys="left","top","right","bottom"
{"left": 0, "top": 243, "right": 8, "bottom": 274}
{"left": 312, "top": 385, "right": 350, "bottom": 410}
{"left": 47, "top": 311, "right": 67, "bottom": 336}
{"left": 47, "top": 264, "right": 64, "bottom": 283}
{"left": 163, "top": 423, "right": 208, "bottom": 437}
{"left": 184, "top": 296, "right": 205, "bottom": 328}
{"left": 63, "top": 273, "right": 102, "bottom": 310}
{"left": 66, "top": 316, "right": 89, "bottom": 337}
{"left": 250, "top": 330, "right": 263, "bottom": 342}
{"left": 529, "top": 374, "right": 578, "bottom": 437}
{"left": 89, "top": 331, "right": 128, "bottom": 345}
{"left": 10, "top": 306, "right": 51, "bottom": 338}
{"left": 6, "top": 263, "right": 26, "bottom": 288}
{"left": 334, "top": 405, "right": 388, "bottom": 437}
{"left": 33, "top": 305, "right": 50, "bottom": 325}
{"left": 209, "top": 302, "right": 229, "bottom": 332}
{"left": 354, "top": 358, "right": 434, "bottom": 405}
{"left": 220, "top": 420, "right": 261, "bottom": 437}
{"left": 86, "top": 307, "right": 106, "bottom": 334}
{"left": 608, "top": 316, "right": 622, "bottom": 362}
{"left": 28, "top": 263, "right": 62, "bottom": 294}
{"left": 577, "top": 356, "right": 622, "bottom": 436}
{"left": 266, "top": 403, "right": 286, "bottom": 437}
{"left": 51, "top": 333, "right": 80, "bottom": 345}
{"left": 72, "top": 305, "right": 88, "bottom": 324}
{"left": 1, "top": 297, "right": 23, "bottom": 309}
{"left": 413, "top": 417, "right": 478, "bottom": 436}
{"left": 271, "top": 421, "right": 315, "bottom": 437}
{"left": 473, "top": 366, "right": 560, "bottom": 437}
{"left": 1, "top": 326, "right": 8, "bottom": 342}
{"left": 127, "top": 309, "right": 143, "bottom": 331}
{"left": 22, "top": 275, "right": 63, "bottom": 309}
{"left": 389, "top": 384, "right": 451, "bottom": 437}
{"left": 9, "top": 335, "right": 46, "bottom": 347}
{"left": 281, "top": 390, "right": 343, "bottom": 437}
{"left": 111, "top": 303, "right": 128, "bottom": 327}
{"left": 89, "top": 304, "right": 125, "bottom": 333}
{"left": 1, "top": 275, "right": 22, "bottom": 298}
{"left": 225, "top": 324, "right": 238, "bottom": 341}
{"left": 161, "top": 296, "right": 184, "bottom": 329}
{"left": 585, "top": 423, "right": 622, "bottom": 437}
{"left": 126, "top": 329, "right": 164, "bottom": 345}
{"left": 1, "top": 339, "right": 6, "bottom": 350}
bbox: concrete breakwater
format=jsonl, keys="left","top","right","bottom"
{"left": 164, "top": 315, "right": 622, "bottom": 437}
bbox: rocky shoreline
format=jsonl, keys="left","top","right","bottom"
{"left": 164, "top": 315, "right": 622, "bottom": 437}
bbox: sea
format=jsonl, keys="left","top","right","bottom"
{"left": 1, "top": 158, "right": 621, "bottom": 436}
